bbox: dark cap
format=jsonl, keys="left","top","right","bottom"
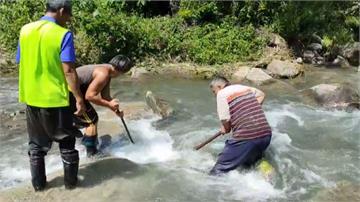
{"left": 46, "top": 0, "right": 72, "bottom": 15}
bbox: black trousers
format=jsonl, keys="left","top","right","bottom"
{"left": 26, "top": 105, "right": 80, "bottom": 182}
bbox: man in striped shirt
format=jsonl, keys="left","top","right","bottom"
{"left": 209, "top": 76, "right": 272, "bottom": 175}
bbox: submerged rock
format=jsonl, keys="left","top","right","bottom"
{"left": 267, "top": 59, "right": 302, "bottom": 78}
{"left": 245, "top": 68, "right": 274, "bottom": 86}
{"left": 303, "top": 83, "right": 360, "bottom": 111}
{"left": 145, "top": 91, "right": 174, "bottom": 118}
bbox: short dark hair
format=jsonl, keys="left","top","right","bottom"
{"left": 109, "top": 55, "right": 134, "bottom": 73}
{"left": 46, "top": 0, "right": 72, "bottom": 15}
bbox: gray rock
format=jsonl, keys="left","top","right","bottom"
{"left": 268, "top": 33, "right": 288, "bottom": 49}
{"left": 341, "top": 42, "right": 360, "bottom": 66}
{"left": 232, "top": 66, "right": 251, "bottom": 82}
{"left": 308, "top": 43, "right": 323, "bottom": 52}
{"left": 267, "top": 59, "right": 302, "bottom": 78}
{"left": 303, "top": 50, "right": 315, "bottom": 63}
{"left": 245, "top": 68, "right": 274, "bottom": 86}
{"left": 331, "top": 55, "right": 349, "bottom": 67}
{"left": 312, "top": 33, "right": 323, "bottom": 44}
{"left": 304, "top": 83, "right": 360, "bottom": 111}
{"left": 296, "top": 57, "right": 303, "bottom": 64}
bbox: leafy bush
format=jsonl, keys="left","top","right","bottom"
{"left": 0, "top": 0, "right": 358, "bottom": 66}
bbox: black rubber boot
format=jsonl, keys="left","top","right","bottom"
{"left": 81, "top": 135, "right": 98, "bottom": 157}
{"left": 61, "top": 150, "right": 79, "bottom": 190}
{"left": 29, "top": 156, "right": 46, "bottom": 191}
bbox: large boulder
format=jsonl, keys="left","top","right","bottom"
{"left": 268, "top": 33, "right": 288, "bottom": 49}
{"left": 267, "top": 59, "right": 302, "bottom": 78}
{"left": 303, "top": 83, "right": 360, "bottom": 111}
{"left": 245, "top": 68, "right": 274, "bottom": 86}
{"left": 232, "top": 66, "right": 251, "bottom": 82}
{"left": 341, "top": 42, "right": 360, "bottom": 66}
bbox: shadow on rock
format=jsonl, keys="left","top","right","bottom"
{"left": 47, "top": 157, "right": 143, "bottom": 189}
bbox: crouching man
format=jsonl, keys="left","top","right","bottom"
{"left": 209, "top": 76, "right": 272, "bottom": 175}
{"left": 69, "top": 55, "right": 134, "bottom": 157}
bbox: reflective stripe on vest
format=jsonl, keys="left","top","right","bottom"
{"left": 19, "top": 20, "right": 69, "bottom": 107}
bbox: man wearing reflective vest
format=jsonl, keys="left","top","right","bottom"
{"left": 17, "top": 0, "right": 85, "bottom": 191}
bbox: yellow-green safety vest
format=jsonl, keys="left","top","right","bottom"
{"left": 19, "top": 20, "right": 70, "bottom": 107}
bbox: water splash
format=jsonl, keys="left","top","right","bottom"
{"left": 110, "top": 117, "right": 179, "bottom": 164}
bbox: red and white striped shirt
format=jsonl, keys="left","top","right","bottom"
{"left": 217, "top": 85, "right": 271, "bottom": 140}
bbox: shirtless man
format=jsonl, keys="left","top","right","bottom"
{"left": 70, "top": 55, "right": 134, "bottom": 156}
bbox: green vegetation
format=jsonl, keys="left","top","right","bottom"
{"left": 0, "top": 0, "right": 359, "bottom": 66}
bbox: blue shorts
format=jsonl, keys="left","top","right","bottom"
{"left": 210, "top": 135, "right": 271, "bottom": 175}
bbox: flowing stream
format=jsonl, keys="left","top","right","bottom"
{"left": 0, "top": 66, "right": 359, "bottom": 201}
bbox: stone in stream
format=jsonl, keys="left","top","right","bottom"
{"left": 303, "top": 50, "right": 315, "bottom": 64}
{"left": 245, "top": 68, "right": 274, "bottom": 86}
{"left": 329, "top": 55, "right": 349, "bottom": 67}
{"left": 303, "top": 83, "right": 360, "bottom": 111}
{"left": 267, "top": 59, "right": 303, "bottom": 78}
{"left": 145, "top": 91, "right": 174, "bottom": 118}
{"left": 232, "top": 66, "right": 251, "bottom": 82}
{"left": 307, "top": 43, "right": 323, "bottom": 52}
{"left": 341, "top": 42, "right": 360, "bottom": 66}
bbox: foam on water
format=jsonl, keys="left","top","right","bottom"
{"left": 0, "top": 143, "right": 87, "bottom": 190}
{"left": 110, "top": 117, "right": 179, "bottom": 164}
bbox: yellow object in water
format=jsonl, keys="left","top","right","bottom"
{"left": 256, "top": 159, "right": 275, "bottom": 180}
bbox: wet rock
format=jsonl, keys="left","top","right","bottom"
{"left": 296, "top": 57, "right": 303, "bottom": 64}
{"left": 329, "top": 55, "right": 349, "bottom": 67}
{"left": 307, "top": 43, "right": 322, "bottom": 52}
{"left": 315, "top": 56, "right": 325, "bottom": 65}
{"left": 341, "top": 42, "right": 360, "bottom": 66}
{"left": 156, "top": 63, "right": 218, "bottom": 79}
{"left": 245, "top": 68, "right": 274, "bottom": 86}
{"left": 145, "top": 91, "right": 174, "bottom": 118}
{"left": 303, "top": 83, "right": 360, "bottom": 111}
{"left": 303, "top": 50, "right": 315, "bottom": 63}
{"left": 267, "top": 59, "right": 302, "bottom": 78}
{"left": 232, "top": 66, "right": 251, "bottom": 82}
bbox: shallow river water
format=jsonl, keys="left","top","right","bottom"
{"left": 0, "top": 67, "right": 359, "bottom": 201}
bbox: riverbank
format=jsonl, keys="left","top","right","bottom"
{"left": 0, "top": 70, "right": 359, "bottom": 201}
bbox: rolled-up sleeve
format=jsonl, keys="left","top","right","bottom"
{"left": 217, "top": 92, "right": 230, "bottom": 121}
{"left": 60, "top": 32, "right": 76, "bottom": 63}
